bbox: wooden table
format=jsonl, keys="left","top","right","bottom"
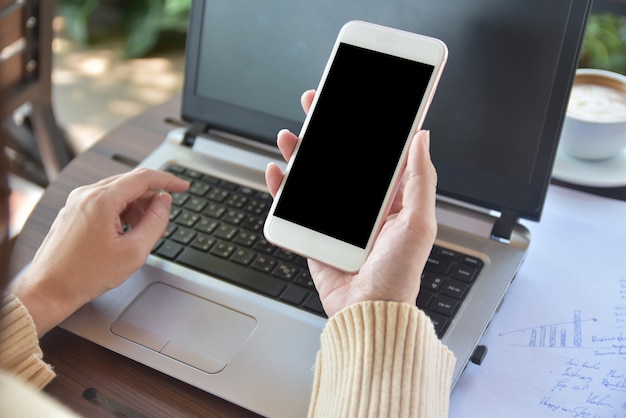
{"left": 10, "top": 95, "right": 261, "bottom": 417}
{"left": 10, "top": 94, "right": 626, "bottom": 417}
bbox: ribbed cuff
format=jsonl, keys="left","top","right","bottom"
{"left": 0, "top": 293, "right": 55, "bottom": 389}
{"left": 309, "top": 301, "right": 455, "bottom": 418}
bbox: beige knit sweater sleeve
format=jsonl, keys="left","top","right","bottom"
{"left": 308, "top": 301, "right": 456, "bottom": 418}
{"left": 0, "top": 293, "right": 56, "bottom": 389}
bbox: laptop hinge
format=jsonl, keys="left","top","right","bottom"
{"left": 490, "top": 209, "right": 519, "bottom": 244}
{"left": 183, "top": 122, "right": 209, "bottom": 147}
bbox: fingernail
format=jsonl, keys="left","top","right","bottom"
{"left": 157, "top": 191, "right": 172, "bottom": 208}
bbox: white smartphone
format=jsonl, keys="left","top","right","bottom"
{"left": 263, "top": 20, "right": 448, "bottom": 272}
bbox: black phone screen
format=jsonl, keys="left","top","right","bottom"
{"left": 274, "top": 43, "right": 434, "bottom": 248}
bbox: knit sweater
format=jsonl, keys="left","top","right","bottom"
{"left": 0, "top": 294, "right": 55, "bottom": 388}
{"left": 0, "top": 293, "right": 454, "bottom": 417}
{"left": 309, "top": 301, "right": 455, "bottom": 417}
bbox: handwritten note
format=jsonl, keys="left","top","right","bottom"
{"left": 540, "top": 357, "right": 626, "bottom": 416}
{"left": 449, "top": 186, "right": 626, "bottom": 418}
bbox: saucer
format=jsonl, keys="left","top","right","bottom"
{"left": 552, "top": 147, "right": 626, "bottom": 187}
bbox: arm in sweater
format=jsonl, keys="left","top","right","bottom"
{"left": 0, "top": 293, "right": 55, "bottom": 388}
{"left": 309, "top": 301, "right": 455, "bottom": 418}
{"left": 2, "top": 293, "right": 454, "bottom": 417}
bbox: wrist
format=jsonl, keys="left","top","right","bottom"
{"left": 10, "top": 268, "right": 76, "bottom": 337}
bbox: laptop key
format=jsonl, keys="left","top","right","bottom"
{"left": 174, "top": 210, "right": 200, "bottom": 227}
{"left": 190, "top": 234, "right": 215, "bottom": 252}
{"left": 241, "top": 215, "right": 264, "bottom": 232}
{"left": 426, "top": 257, "right": 452, "bottom": 274}
{"left": 451, "top": 265, "right": 479, "bottom": 283}
{"left": 164, "top": 223, "right": 177, "bottom": 238}
{"left": 208, "top": 189, "right": 229, "bottom": 202}
{"left": 245, "top": 200, "right": 268, "bottom": 215}
{"left": 194, "top": 217, "right": 219, "bottom": 234}
{"left": 253, "top": 238, "right": 276, "bottom": 255}
{"left": 201, "top": 173, "right": 220, "bottom": 185}
{"left": 165, "top": 164, "right": 185, "bottom": 175}
{"left": 172, "top": 227, "right": 196, "bottom": 245}
{"left": 438, "top": 248, "right": 459, "bottom": 260}
{"left": 273, "top": 262, "right": 300, "bottom": 280}
{"left": 280, "top": 285, "right": 309, "bottom": 305}
{"left": 189, "top": 182, "right": 210, "bottom": 196}
{"left": 223, "top": 209, "right": 246, "bottom": 225}
{"left": 294, "top": 271, "right": 314, "bottom": 288}
{"left": 185, "top": 169, "right": 203, "bottom": 180}
{"left": 156, "top": 240, "right": 183, "bottom": 260}
{"left": 425, "top": 312, "right": 450, "bottom": 337}
{"left": 233, "top": 231, "right": 259, "bottom": 247}
{"left": 430, "top": 295, "right": 460, "bottom": 317}
{"left": 275, "top": 249, "right": 297, "bottom": 262}
{"left": 203, "top": 203, "right": 227, "bottom": 219}
{"left": 417, "top": 288, "right": 435, "bottom": 309}
{"left": 210, "top": 241, "right": 236, "bottom": 258}
{"left": 215, "top": 224, "right": 238, "bottom": 240}
{"left": 232, "top": 248, "right": 256, "bottom": 266}
{"left": 251, "top": 255, "right": 278, "bottom": 273}
{"left": 184, "top": 197, "right": 208, "bottom": 212}
{"left": 422, "top": 272, "right": 444, "bottom": 291}
{"left": 171, "top": 193, "right": 189, "bottom": 207}
{"left": 225, "top": 194, "right": 248, "bottom": 208}
{"left": 461, "top": 255, "right": 483, "bottom": 268}
{"left": 302, "top": 294, "right": 325, "bottom": 315}
{"left": 177, "top": 247, "right": 286, "bottom": 297}
{"left": 441, "top": 279, "right": 469, "bottom": 299}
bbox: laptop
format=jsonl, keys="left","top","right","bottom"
{"left": 59, "top": 0, "right": 591, "bottom": 416}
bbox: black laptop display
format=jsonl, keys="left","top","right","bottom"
{"left": 183, "top": 0, "right": 590, "bottom": 225}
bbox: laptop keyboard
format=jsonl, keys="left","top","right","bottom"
{"left": 153, "top": 164, "right": 483, "bottom": 337}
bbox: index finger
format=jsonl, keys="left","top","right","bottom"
{"left": 110, "top": 168, "right": 189, "bottom": 206}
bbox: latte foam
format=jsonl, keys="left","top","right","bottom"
{"left": 567, "top": 82, "right": 626, "bottom": 123}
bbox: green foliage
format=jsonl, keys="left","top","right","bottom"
{"left": 58, "top": 0, "right": 100, "bottom": 46}
{"left": 579, "top": 12, "right": 626, "bottom": 75}
{"left": 58, "top": 0, "right": 191, "bottom": 58}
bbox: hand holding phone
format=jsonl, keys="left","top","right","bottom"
{"left": 267, "top": 125, "right": 438, "bottom": 316}
{"left": 264, "top": 21, "right": 447, "bottom": 272}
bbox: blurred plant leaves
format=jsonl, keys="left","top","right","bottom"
{"left": 58, "top": 0, "right": 191, "bottom": 57}
{"left": 580, "top": 13, "right": 626, "bottom": 75}
{"left": 58, "top": 0, "right": 100, "bottom": 45}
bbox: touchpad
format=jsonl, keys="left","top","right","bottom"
{"left": 111, "top": 283, "right": 257, "bottom": 373}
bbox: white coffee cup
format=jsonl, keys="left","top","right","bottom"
{"left": 560, "top": 68, "right": 626, "bottom": 161}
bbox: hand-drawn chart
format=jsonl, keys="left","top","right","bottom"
{"left": 498, "top": 310, "right": 597, "bottom": 349}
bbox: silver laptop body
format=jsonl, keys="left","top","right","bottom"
{"left": 60, "top": 0, "right": 592, "bottom": 416}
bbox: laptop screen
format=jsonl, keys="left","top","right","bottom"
{"left": 182, "top": 0, "right": 591, "bottom": 221}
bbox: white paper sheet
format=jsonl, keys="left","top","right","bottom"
{"left": 449, "top": 185, "right": 626, "bottom": 418}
